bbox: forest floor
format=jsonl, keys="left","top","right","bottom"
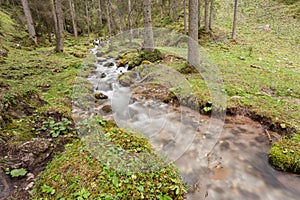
{"left": 0, "top": 0, "right": 299, "bottom": 199}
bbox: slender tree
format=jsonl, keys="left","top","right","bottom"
{"left": 128, "top": 0, "right": 133, "bottom": 43}
{"left": 204, "top": 0, "right": 209, "bottom": 33}
{"left": 85, "top": 0, "right": 91, "bottom": 36}
{"left": 209, "top": 0, "right": 214, "bottom": 30}
{"left": 232, "top": 0, "right": 238, "bottom": 40}
{"left": 21, "top": 0, "right": 37, "bottom": 45}
{"left": 68, "top": 0, "right": 78, "bottom": 38}
{"left": 188, "top": 0, "right": 199, "bottom": 66}
{"left": 183, "top": 0, "right": 187, "bottom": 35}
{"left": 97, "top": 0, "right": 103, "bottom": 30}
{"left": 105, "top": 0, "right": 112, "bottom": 37}
{"left": 143, "top": 0, "right": 154, "bottom": 52}
{"left": 198, "top": 0, "right": 201, "bottom": 28}
{"left": 168, "top": 0, "right": 173, "bottom": 20}
{"left": 52, "top": 0, "right": 64, "bottom": 52}
{"left": 160, "top": 0, "right": 163, "bottom": 18}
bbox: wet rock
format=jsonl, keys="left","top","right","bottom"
{"left": 95, "top": 51, "right": 105, "bottom": 57}
{"left": 100, "top": 73, "right": 106, "bottom": 78}
{"left": 95, "top": 93, "right": 108, "bottom": 100}
{"left": 101, "top": 105, "right": 112, "bottom": 113}
{"left": 103, "top": 62, "right": 114, "bottom": 68}
{"left": 117, "top": 58, "right": 128, "bottom": 68}
{"left": 118, "top": 71, "right": 139, "bottom": 87}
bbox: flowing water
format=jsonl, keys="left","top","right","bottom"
{"left": 82, "top": 51, "right": 300, "bottom": 200}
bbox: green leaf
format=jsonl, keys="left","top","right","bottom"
{"left": 10, "top": 168, "right": 27, "bottom": 177}
{"left": 137, "top": 186, "right": 144, "bottom": 192}
{"left": 41, "top": 184, "right": 55, "bottom": 195}
{"left": 112, "top": 176, "right": 119, "bottom": 187}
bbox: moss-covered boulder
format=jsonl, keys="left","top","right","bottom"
{"left": 118, "top": 71, "right": 139, "bottom": 87}
{"left": 269, "top": 134, "right": 300, "bottom": 173}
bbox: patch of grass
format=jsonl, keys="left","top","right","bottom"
{"left": 32, "top": 121, "right": 186, "bottom": 199}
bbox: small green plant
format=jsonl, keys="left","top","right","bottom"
{"left": 8, "top": 168, "right": 27, "bottom": 177}
{"left": 72, "top": 188, "right": 90, "bottom": 199}
{"left": 41, "top": 184, "right": 55, "bottom": 195}
{"left": 37, "top": 117, "right": 73, "bottom": 137}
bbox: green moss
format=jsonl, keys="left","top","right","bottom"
{"left": 269, "top": 134, "right": 300, "bottom": 173}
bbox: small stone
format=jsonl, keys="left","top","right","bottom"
{"left": 95, "top": 93, "right": 108, "bottom": 100}
{"left": 101, "top": 105, "right": 112, "bottom": 113}
{"left": 239, "top": 56, "right": 245, "bottom": 60}
{"left": 258, "top": 57, "right": 263, "bottom": 61}
{"left": 288, "top": 61, "right": 293, "bottom": 65}
{"left": 100, "top": 73, "right": 106, "bottom": 78}
{"left": 95, "top": 51, "right": 104, "bottom": 57}
{"left": 103, "top": 62, "right": 114, "bottom": 67}
{"left": 25, "top": 182, "right": 34, "bottom": 190}
{"left": 26, "top": 173, "right": 35, "bottom": 181}
{"left": 276, "top": 60, "right": 281, "bottom": 63}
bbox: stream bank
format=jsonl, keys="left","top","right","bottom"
{"left": 82, "top": 50, "right": 300, "bottom": 199}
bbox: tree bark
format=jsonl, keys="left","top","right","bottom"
{"left": 21, "top": 0, "right": 37, "bottom": 45}
{"left": 143, "top": 0, "right": 154, "bottom": 52}
{"left": 85, "top": 0, "right": 91, "bottom": 36}
{"left": 168, "top": 0, "right": 173, "bottom": 20}
{"left": 105, "top": 0, "right": 112, "bottom": 37}
{"left": 160, "top": 0, "right": 163, "bottom": 18}
{"left": 68, "top": 0, "right": 78, "bottom": 38}
{"left": 128, "top": 0, "right": 133, "bottom": 43}
{"left": 188, "top": 0, "right": 199, "bottom": 67}
{"left": 232, "top": 0, "right": 238, "bottom": 40}
{"left": 97, "top": 0, "right": 103, "bottom": 30}
{"left": 204, "top": 0, "right": 209, "bottom": 33}
{"left": 53, "top": 0, "right": 64, "bottom": 52}
{"left": 184, "top": 0, "right": 187, "bottom": 35}
{"left": 198, "top": 0, "right": 201, "bottom": 28}
{"left": 209, "top": 0, "right": 214, "bottom": 30}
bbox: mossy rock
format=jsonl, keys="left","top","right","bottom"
{"left": 139, "top": 49, "right": 163, "bottom": 63}
{"left": 269, "top": 134, "right": 300, "bottom": 173}
{"left": 118, "top": 71, "right": 139, "bottom": 87}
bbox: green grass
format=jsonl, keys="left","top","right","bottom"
{"left": 31, "top": 121, "right": 186, "bottom": 200}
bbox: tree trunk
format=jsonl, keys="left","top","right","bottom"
{"left": 188, "top": 0, "right": 199, "bottom": 67}
{"left": 160, "top": 0, "right": 163, "bottom": 18}
{"left": 21, "top": 0, "right": 37, "bottom": 45}
{"left": 232, "top": 0, "right": 238, "bottom": 40}
{"left": 105, "top": 0, "right": 111, "bottom": 37}
{"left": 69, "top": 0, "right": 78, "bottom": 38}
{"left": 184, "top": 0, "right": 187, "bottom": 35}
{"left": 168, "top": 0, "right": 173, "bottom": 20}
{"left": 143, "top": 0, "right": 154, "bottom": 52}
{"left": 198, "top": 0, "right": 201, "bottom": 28}
{"left": 204, "top": 0, "right": 209, "bottom": 33}
{"left": 85, "top": 0, "right": 91, "bottom": 36}
{"left": 209, "top": 0, "right": 214, "bottom": 30}
{"left": 53, "top": 0, "right": 64, "bottom": 52}
{"left": 51, "top": 0, "right": 58, "bottom": 34}
{"left": 128, "top": 0, "right": 133, "bottom": 43}
{"left": 97, "top": 0, "right": 103, "bottom": 30}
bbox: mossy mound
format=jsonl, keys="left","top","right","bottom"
{"left": 269, "top": 134, "right": 300, "bottom": 173}
{"left": 118, "top": 49, "right": 163, "bottom": 69}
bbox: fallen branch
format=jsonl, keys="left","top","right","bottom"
{"left": 264, "top": 129, "right": 273, "bottom": 144}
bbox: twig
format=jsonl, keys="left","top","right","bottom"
{"left": 264, "top": 129, "right": 273, "bottom": 144}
